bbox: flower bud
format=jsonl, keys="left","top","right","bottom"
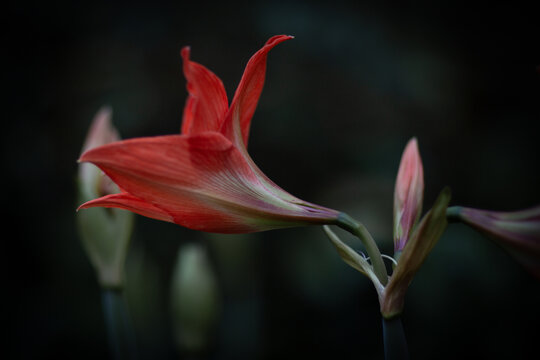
{"left": 76, "top": 107, "right": 134, "bottom": 289}
{"left": 393, "top": 138, "right": 424, "bottom": 254}
{"left": 170, "top": 244, "right": 221, "bottom": 354}
{"left": 382, "top": 187, "right": 450, "bottom": 318}
{"left": 78, "top": 106, "right": 120, "bottom": 199}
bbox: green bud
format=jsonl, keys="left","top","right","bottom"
{"left": 76, "top": 107, "right": 134, "bottom": 289}
{"left": 170, "top": 244, "right": 220, "bottom": 353}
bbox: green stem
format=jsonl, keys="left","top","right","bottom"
{"left": 336, "top": 213, "right": 388, "bottom": 286}
{"left": 382, "top": 316, "right": 409, "bottom": 360}
{"left": 445, "top": 206, "right": 462, "bottom": 223}
{"left": 101, "top": 289, "right": 138, "bottom": 360}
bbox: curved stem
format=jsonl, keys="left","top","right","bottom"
{"left": 382, "top": 316, "right": 409, "bottom": 360}
{"left": 336, "top": 213, "right": 388, "bottom": 286}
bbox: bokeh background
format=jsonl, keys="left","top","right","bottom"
{"left": 6, "top": 1, "right": 540, "bottom": 359}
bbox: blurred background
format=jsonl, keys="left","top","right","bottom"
{"left": 5, "top": 0, "right": 540, "bottom": 359}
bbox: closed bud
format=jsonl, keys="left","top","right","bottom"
{"left": 393, "top": 138, "right": 424, "bottom": 254}
{"left": 76, "top": 107, "right": 134, "bottom": 289}
{"left": 382, "top": 187, "right": 450, "bottom": 318}
{"left": 170, "top": 244, "right": 221, "bottom": 354}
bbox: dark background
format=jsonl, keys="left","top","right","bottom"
{"left": 5, "top": 1, "right": 540, "bottom": 359}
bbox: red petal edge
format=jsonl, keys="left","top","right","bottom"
{"left": 78, "top": 193, "right": 174, "bottom": 223}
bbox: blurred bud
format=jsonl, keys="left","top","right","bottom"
{"left": 170, "top": 243, "right": 221, "bottom": 354}
{"left": 448, "top": 205, "right": 540, "bottom": 278}
{"left": 78, "top": 106, "right": 120, "bottom": 199}
{"left": 393, "top": 138, "right": 424, "bottom": 254}
{"left": 382, "top": 187, "right": 450, "bottom": 319}
{"left": 76, "top": 107, "right": 134, "bottom": 289}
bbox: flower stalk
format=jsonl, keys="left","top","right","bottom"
{"left": 382, "top": 316, "right": 409, "bottom": 360}
{"left": 102, "top": 289, "right": 138, "bottom": 360}
{"left": 336, "top": 213, "right": 388, "bottom": 285}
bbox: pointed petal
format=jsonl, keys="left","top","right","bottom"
{"left": 79, "top": 132, "right": 334, "bottom": 233}
{"left": 181, "top": 47, "right": 229, "bottom": 135}
{"left": 221, "top": 35, "right": 293, "bottom": 148}
{"left": 458, "top": 206, "right": 540, "bottom": 251}
{"left": 393, "top": 138, "right": 424, "bottom": 252}
{"left": 78, "top": 192, "right": 173, "bottom": 223}
{"left": 382, "top": 187, "right": 450, "bottom": 318}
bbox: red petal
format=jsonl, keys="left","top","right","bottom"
{"left": 79, "top": 133, "right": 303, "bottom": 233}
{"left": 78, "top": 193, "right": 173, "bottom": 223}
{"left": 181, "top": 47, "right": 229, "bottom": 135}
{"left": 221, "top": 35, "right": 293, "bottom": 148}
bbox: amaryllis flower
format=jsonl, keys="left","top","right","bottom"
{"left": 447, "top": 205, "right": 540, "bottom": 278}
{"left": 78, "top": 35, "right": 340, "bottom": 233}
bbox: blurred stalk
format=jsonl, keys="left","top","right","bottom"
{"left": 382, "top": 316, "right": 409, "bottom": 360}
{"left": 102, "top": 289, "right": 138, "bottom": 360}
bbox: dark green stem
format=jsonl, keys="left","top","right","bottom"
{"left": 382, "top": 316, "right": 409, "bottom": 360}
{"left": 336, "top": 213, "right": 388, "bottom": 285}
{"left": 101, "top": 289, "right": 138, "bottom": 360}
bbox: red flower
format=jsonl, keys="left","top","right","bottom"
{"left": 78, "top": 35, "right": 339, "bottom": 233}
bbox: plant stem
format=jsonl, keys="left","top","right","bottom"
{"left": 445, "top": 206, "right": 462, "bottom": 222}
{"left": 336, "top": 213, "right": 388, "bottom": 285}
{"left": 101, "top": 289, "right": 138, "bottom": 360}
{"left": 382, "top": 316, "right": 409, "bottom": 360}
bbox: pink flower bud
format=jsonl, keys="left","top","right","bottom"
{"left": 78, "top": 106, "right": 120, "bottom": 199}
{"left": 393, "top": 138, "right": 424, "bottom": 253}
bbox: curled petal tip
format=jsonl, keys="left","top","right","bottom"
{"left": 266, "top": 35, "right": 294, "bottom": 47}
